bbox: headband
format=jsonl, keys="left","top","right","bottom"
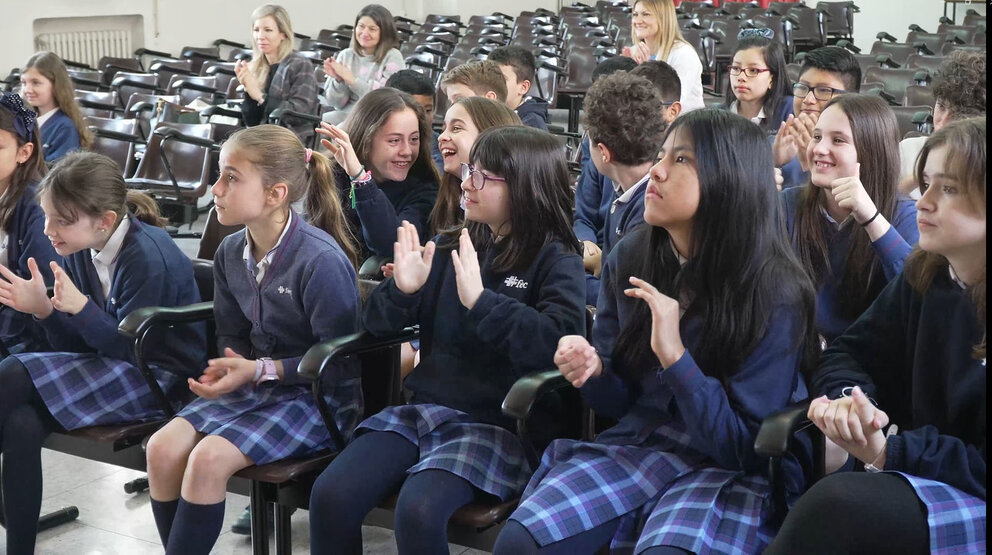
{"left": 738, "top": 27, "right": 775, "bottom": 40}
{"left": 0, "top": 92, "right": 37, "bottom": 143}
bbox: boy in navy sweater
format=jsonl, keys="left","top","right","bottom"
{"left": 488, "top": 46, "right": 551, "bottom": 131}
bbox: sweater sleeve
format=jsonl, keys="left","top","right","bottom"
{"left": 353, "top": 177, "right": 437, "bottom": 257}
{"left": 361, "top": 277, "right": 424, "bottom": 336}
{"left": 212, "top": 246, "right": 254, "bottom": 358}
{"left": 579, "top": 247, "right": 635, "bottom": 419}
{"left": 279, "top": 250, "right": 360, "bottom": 384}
{"left": 324, "top": 49, "right": 356, "bottom": 110}
{"left": 350, "top": 48, "right": 405, "bottom": 99}
{"left": 463, "top": 251, "right": 586, "bottom": 379}
{"left": 886, "top": 425, "right": 986, "bottom": 500}
{"left": 870, "top": 200, "right": 919, "bottom": 281}
{"left": 573, "top": 138, "right": 607, "bottom": 245}
{"left": 42, "top": 117, "right": 82, "bottom": 163}
{"left": 659, "top": 305, "right": 807, "bottom": 472}
{"left": 0, "top": 203, "right": 59, "bottom": 343}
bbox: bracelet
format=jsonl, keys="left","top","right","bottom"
{"left": 864, "top": 424, "right": 899, "bottom": 473}
{"left": 253, "top": 359, "right": 264, "bottom": 382}
{"left": 860, "top": 209, "right": 881, "bottom": 227}
{"left": 348, "top": 165, "right": 366, "bottom": 182}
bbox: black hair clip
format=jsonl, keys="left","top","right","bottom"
{"left": 0, "top": 92, "right": 37, "bottom": 143}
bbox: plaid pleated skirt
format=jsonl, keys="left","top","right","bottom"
{"left": 357, "top": 404, "right": 531, "bottom": 501}
{"left": 177, "top": 376, "right": 361, "bottom": 465}
{"left": 17, "top": 352, "right": 181, "bottom": 431}
{"left": 894, "top": 472, "right": 986, "bottom": 554}
{"left": 511, "top": 423, "right": 776, "bottom": 554}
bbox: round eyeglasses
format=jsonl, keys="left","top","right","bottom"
{"left": 460, "top": 163, "right": 506, "bottom": 191}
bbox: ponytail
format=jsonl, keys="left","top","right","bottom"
{"left": 125, "top": 190, "right": 168, "bottom": 228}
{"left": 306, "top": 151, "right": 358, "bottom": 268}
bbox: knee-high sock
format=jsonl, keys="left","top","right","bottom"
{"left": 2, "top": 404, "right": 55, "bottom": 555}
{"left": 164, "top": 497, "right": 226, "bottom": 555}
{"left": 150, "top": 498, "right": 179, "bottom": 548}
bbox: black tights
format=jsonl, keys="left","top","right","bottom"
{"left": 309, "top": 431, "right": 481, "bottom": 555}
{"left": 764, "top": 472, "right": 929, "bottom": 554}
{"left": 0, "top": 356, "right": 59, "bottom": 555}
{"left": 494, "top": 518, "right": 691, "bottom": 555}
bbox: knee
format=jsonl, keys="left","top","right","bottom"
{"left": 146, "top": 429, "right": 190, "bottom": 477}
{"left": 0, "top": 357, "right": 31, "bottom": 398}
{"left": 493, "top": 520, "right": 540, "bottom": 555}
{"left": 787, "top": 473, "right": 864, "bottom": 529}
{"left": 2, "top": 406, "right": 48, "bottom": 449}
{"left": 182, "top": 438, "right": 239, "bottom": 487}
{"left": 309, "top": 465, "right": 353, "bottom": 519}
{"left": 394, "top": 484, "right": 445, "bottom": 534}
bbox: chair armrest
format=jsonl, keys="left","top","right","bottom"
{"left": 298, "top": 328, "right": 419, "bottom": 381}
{"left": 835, "top": 39, "right": 861, "bottom": 53}
{"left": 111, "top": 77, "right": 161, "bottom": 93}
{"left": 874, "top": 54, "right": 899, "bottom": 68}
{"left": 907, "top": 23, "right": 927, "bottom": 33}
{"left": 201, "top": 105, "right": 243, "bottom": 119}
{"left": 213, "top": 38, "right": 247, "bottom": 48}
{"left": 135, "top": 48, "right": 174, "bottom": 59}
{"left": 78, "top": 99, "right": 121, "bottom": 112}
{"left": 501, "top": 370, "right": 570, "bottom": 421}
{"left": 875, "top": 31, "right": 897, "bottom": 42}
{"left": 754, "top": 400, "right": 812, "bottom": 458}
{"left": 268, "top": 106, "right": 323, "bottom": 126}
{"left": 63, "top": 59, "right": 94, "bottom": 70}
{"left": 153, "top": 127, "right": 220, "bottom": 150}
{"left": 88, "top": 126, "right": 145, "bottom": 144}
{"left": 911, "top": 41, "right": 936, "bottom": 56}
{"left": 172, "top": 80, "right": 222, "bottom": 96}
{"left": 118, "top": 301, "right": 215, "bottom": 339}
{"left": 358, "top": 255, "right": 391, "bottom": 280}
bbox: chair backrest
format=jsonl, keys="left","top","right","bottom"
{"left": 167, "top": 74, "right": 221, "bottom": 105}
{"left": 196, "top": 205, "right": 244, "bottom": 260}
{"left": 557, "top": 48, "right": 598, "bottom": 94}
{"left": 128, "top": 121, "right": 214, "bottom": 192}
{"left": 902, "top": 84, "right": 935, "bottom": 108}
{"left": 906, "top": 31, "right": 954, "bottom": 56}
{"left": 905, "top": 53, "right": 947, "bottom": 73}
{"left": 85, "top": 116, "right": 140, "bottom": 177}
{"left": 180, "top": 46, "right": 222, "bottom": 73}
{"left": 788, "top": 6, "right": 827, "bottom": 48}
{"left": 890, "top": 105, "right": 933, "bottom": 138}
{"left": 123, "top": 93, "right": 182, "bottom": 139}
{"left": 937, "top": 23, "right": 983, "bottom": 44}
{"left": 112, "top": 72, "right": 160, "bottom": 108}
{"left": 869, "top": 41, "right": 918, "bottom": 66}
{"left": 98, "top": 56, "right": 143, "bottom": 85}
{"left": 150, "top": 60, "right": 195, "bottom": 91}
{"left": 815, "top": 1, "right": 856, "bottom": 38}
{"left": 863, "top": 66, "right": 930, "bottom": 104}
{"left": 940, "top": 43, "right": 985, "bottom": 56}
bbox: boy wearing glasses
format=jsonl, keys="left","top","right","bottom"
{"left": 774, "top": 46, "right": 861, "bottom": 188}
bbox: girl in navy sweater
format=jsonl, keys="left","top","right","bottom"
{"left": 767, "top": 118, "right": 986, "bottom": 554}
{"left": 495, "top": 109, "right": 819, "bottom": 554}
{"left": 20, "top": 52, "right": 92, "bottom": 164}
{"left": 144, "top": 124, "right": 360, "bottom": 555}
{"left": 0, "top": 92, "right": 58, "bottom": 354}
{"left": 309, "top": 126, "right": 586, "bottom": 554}
{"left": 723, "top": 33, "right": 793, "bottom": 134}
{"left": 782, "top": 94, "right": 919, "bottom": 344}
{"left": 317, "top": 87, "right": 440, "bottom": 262}
{"left": 0, "top": 151, "right": 204, "bottom": 555}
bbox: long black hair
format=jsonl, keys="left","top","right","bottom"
{"left": 440, "top": 126, "right": 580, "bottom": 271}
{"left": 613, "top": 109, "right": 819, "bottom": 383}
{"left": 723, "top": 36, "right": 792, "bottom": 132}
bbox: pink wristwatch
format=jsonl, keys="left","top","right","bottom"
{"left": 256, "top": 357, "right": 279, "bottom": 386}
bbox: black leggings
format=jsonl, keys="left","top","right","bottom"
{"left": 764, "top": 472, "right": 930, "bottom": 555}
{"left": 494, "top": 518, "right": 692, "bottom": 555}
{"left": 309, "top": 430, "right": 483, "bottom": 555}
{"left": 0, "top": 356, "right": 60, "bottom": 555}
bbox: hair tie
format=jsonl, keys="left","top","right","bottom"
{"left": 0, "top": 92, "right": 37, "bottom": 143}
{"left": 738, "top": 27, "right": 774, "bottom": 40}
{"left": 304, "top": 148, "right": 313, "bottom": 164}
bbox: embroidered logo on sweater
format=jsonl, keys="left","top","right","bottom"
{"left": 504, "top": 276, "right": 528, "bottom": 289}
{"left": 277, "top": 286, "right": 293, "bottom": 296}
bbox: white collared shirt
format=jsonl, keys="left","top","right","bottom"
{"left": 948, "top": 264, "right": 967, "bottom": 290}
{"left": 90, "top": 214, "right": 130, "bottom": 300}
{"left": 729, "top": 100, "right": 766, "bottom": 126}
{"left": 0, "top": 189, "right": 8, "bottom": 266}
{"left": 243, "top": 212, "right": 293, "bottom": 284}
{"left": 611, "top": 173, "right": 650, "bottom": 214}
{"left": 36, "top": 107, "right": 59, "bottom": 129}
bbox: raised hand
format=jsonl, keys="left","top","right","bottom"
{"left": 632, "top": 40, "right": 652, "bottom": 64}
{"left": 794, "top": 111, "right": 818, "bottom": 171}
{"left": 808, "top": 386, "right": 889, "bottom": 466}
{"left": 450, "top": 228, "right": 484, "bottom": 309}
{"left": 328, "top": 58, "right": 355, "bottom": 86}
{"left": 188, "top": 348, "right": 255, "bottom": 400}
{"left": 0, "top": 257, "right": 53, "bottom": 318}
{"left": 392, "top": 221, "right": 435, "bottom": 294}
{"left": 554, "top": 335, "right": 603, "bottom": 388}
{"left": 316, "top": 122, "right": 364, "bottom": 177}
{"left": 772, "top": 115, "right": 798, "bottom": 167}
{"left": 624, "top": 276, "right": 684, "bottom": 368}
{"left": 322, "top": 56, "right": 340, "bottom": 80}
{"left": 50, "top": 261, "right": 89, "bottom": 315}
{"left": 234, "top": 59, "right": 263, "bottom": 101}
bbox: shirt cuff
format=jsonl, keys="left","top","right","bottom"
{"left": 882, "top": 434, "right": 905, "bottom": 472}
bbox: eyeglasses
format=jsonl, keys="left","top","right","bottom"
{"left": 728, "top": 66, "right": 772, "bottom": 78}
{"left": 460, "top": 163, "right": 506, "bottom": 191}
{"left": 793, "top": 83, "right": 848, "bottom": 101}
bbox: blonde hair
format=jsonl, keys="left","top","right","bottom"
{"left": 632, "top": 0, "right": 687, "bottom": 61}
{"left": 224, "top": 125, "right": 358, "bottom": 268}
{"left": 23, "top": 51, "right": 93, "bottom": 149}
{"left": 248, "top": 4, "right": 295, "bottom": 86}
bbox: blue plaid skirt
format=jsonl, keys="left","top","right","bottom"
{"left": 177, "top": 377, "right": 361, "bottom": 465}
{"left": 357, "top": 404, "right": 531, "bottom": 501}
{"left": 17, "top": 352, "right": 180, "bottom": 431}
{"left": 511, "top": 422, "right": 776, "bottom": 554}
{"left": 894, "top": 472, "right": 986, "bottom": 554}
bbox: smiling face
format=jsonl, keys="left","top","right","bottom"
{"left": 19, "top": 68, "right": 56, "bottom": 114}
{"left": 461, "top": 162, "right": 510, "bottom": 229}
{"left": 211, "top": 145, "right": 269, "bottom": 227}
{"left": 437, "top": 103, "right": 481, "bottom": 177}
{"left": 644, "top": 128, "right": 700, "bottom": 233}
{"left": 0, "top": 128, "right": 33, "bottom": 191}
{"left": 368, "top": 107, "right": 421, "bottom": 182}
{"left": 632, "top": 2, "right": 660, "bottom": 44}
{"left": 916, "top": 145, "right": 986, "bottom": 260}
{"left": 807, "top": 104, "right": 859, "bottom": 188}
{"left": 40, "top": 193, "right": 110, "bottom": 256}
{"left": 354, "top": 15, "right": 381, "bottom": 54}
{"left": 731, "top": 47, "right": 773, "bottom": 104}
{"left": 794, "top": 68, "right": 848, "bottom": 117}
{"left": 253, "top": 15, "right": 286, "bottom": 58}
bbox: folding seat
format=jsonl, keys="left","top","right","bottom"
{"left": 814, "top": 1, "right": 858, "bottom": 41}
{"left": 862, "top": 66, "right": 932, "bottom": 106}
{"left": 75, "top": 90, "right": 120, "bottom": 118}
{"left": 84, "top": 115, "right": 142, "bottom": 177}
{"left": 905, "top": 31, "right": 957, "bottom": 56}
{"left": 902, "top": 84, "right": 935, "bottom": 108}
{"left": 890, "top": 105, "right": 934, "bottom": 138}
{"left": 869, "top": 40, "right": 920, "bottom": 67}
{"left": 904, "top": 53, "right": 947, "bottom": 73}
{"left": 937, "top": 23, "right": 984, "bottom": 45}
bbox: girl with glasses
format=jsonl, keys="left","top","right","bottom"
{"left": 309, "top": 126, "right": 586, "bottom": 554}
{"left": 723, "top": 35, "right": 793, "bottom": 134}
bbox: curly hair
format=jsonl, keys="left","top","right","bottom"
{"left": 582, "top": 72, "right": 667, "bottom": 166}
{"left": 932, "top": 50, "right": 986, "bottom": 119}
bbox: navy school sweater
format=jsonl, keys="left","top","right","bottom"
{"left": 362, "top": 235, "right": 586, "bottom": 429}
{"left": 37, "top": 216, "right": 206, "bottom": 375}
{"left": 40, "top": 110, "right": 82, "bottom": 164}
{"left": 516, "top": 96, "right": 550, "bottom": 131}
{"left": 811, "top": 268, "right": 986, "bottom": 500}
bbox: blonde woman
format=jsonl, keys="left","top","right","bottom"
{"left": 236, "top": 4, "right": 319, "bottom": 144}
{"left": 623, "top": 0, "right": 704, "bottom": 111}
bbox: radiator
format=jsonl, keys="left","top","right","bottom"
{"left": 35, "top": 29, "right": 132, "bottom": 68}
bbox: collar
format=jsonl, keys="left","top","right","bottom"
{"left": 671, "top": 240, "right": 688, "bottom": 266}
{"left": 948, "top": 264, "right": 968, "bottom": 290}
{"left": 90, "top": 214, "right": 130, "bottom": 266}
{"left": 817, "top": 203, "right": 853, "bottom": 230}
{"left": 729, "top": 100, "right": 766, "bottom": 124}
{"left": 36, "top": 107, "right": 60, "bottom": 128}
{"left": 243, "top": 211, "right": 294, "bottom": 264}
{"left": 613, "top": 172, "right": 650, "bottom": 202}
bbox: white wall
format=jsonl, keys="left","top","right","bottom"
{"left": 0, "top": 0, "right": 984, "bottom": 72}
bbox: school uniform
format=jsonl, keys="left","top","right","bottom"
{"left": 515, "top": 96, "right": 550, "bottom": 131}
{"left": 335, "top": 169, "right": 438, "bottom": 260}
{"left": 0, "top": 188, "right": 58, "bottom": 353}
{"left": 37, "top": 109, "right": 81, "bottom": 163}
{"left": 584, "top": 173, "right": 649, "bottom": 308}
{"left": 510, "top": 228, "right": 811, "bottom": 553}
{"left": 357, "top": 235, "right": 586, "bottom": 500}
{"left": 781, "top": 186, "right": 919, "bottom": 343}
{"left": 811, "top": 267, "right": 986, "bottom": 552}
{"left": 728, "top": 95, "right": 793, "bottom": 133}
{"left": 12, "top": 215, "right": 205, "bottom": 430}
{"left": 176, "top": 213, "right": 361, "bottom": 464}
{"left": 573, "top": 136, "right": 615, "bottom": 306}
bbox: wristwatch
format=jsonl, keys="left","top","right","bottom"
{"left": 256, "top": 357, "right": 279, "bottom": 386}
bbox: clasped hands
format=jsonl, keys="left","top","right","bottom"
{"left": 808, "top": 385, "right": 890, "bottom": 468}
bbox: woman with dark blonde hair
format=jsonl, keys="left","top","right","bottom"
{"left": 623, "top": 0, "right": 704, "bottom": 111}
{"left": 782, "top": 94, "right": 918, "bottom": 343}
{"left": 323, "top": 4, "right": 405, "bottom": 124}
{"left": 767, "top": 117, "right": 986, "bottom": 555}
{"left": 20, "top": 51, "right": 92, "bottom": 163}
{"left": 236, "top": 4, "right": 319, "bottom": 144}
